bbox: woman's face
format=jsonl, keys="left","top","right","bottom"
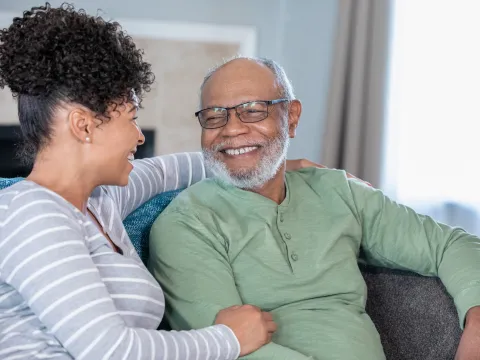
{"left": 90, "top": 101, "right": 145, "bottom": 186}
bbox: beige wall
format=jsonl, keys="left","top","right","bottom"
{"left": 0, "top": 86, "right": 17, "bottom": 125}
{"left": 134, "top": 38, "right": 239, "bottom": 155}
{"left": 0, "top": 38, "right": 239, "bottom": 155}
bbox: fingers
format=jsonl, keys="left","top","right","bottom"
{"left": 266, "top": 333, "right": 273, "bottom": 344}
{"left": 262, "top": 312, "right": 273, "bottom": 322}
{"left": 310, "top": 161, "right": 326, "bottom": 168}
{"left": 262, "top": 312, "right": 277, "bottom": 333}
{"left": 299, "top": 159, "right": 325, "bottom": 169}
{"left": 346, "top": 172, "right": 372, "bottom": 187}
{"left": 266, "top": 320, "right": 277, "bottom": 333}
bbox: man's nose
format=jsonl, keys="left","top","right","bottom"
{"left": 221, "top": 109, "right": 249, "bottom": 137}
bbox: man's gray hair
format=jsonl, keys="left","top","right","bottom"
{"left": 199, "top": 56, "right": 295, "bottom": 106}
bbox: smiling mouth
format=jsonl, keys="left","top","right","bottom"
{"left": 221, "top": 146, "right": 259, "bottom": 156}
{"left": 128, "top": 150, "right": 136, "bottom": 161}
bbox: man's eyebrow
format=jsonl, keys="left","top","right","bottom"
{"left": 129, "top": 105, "right": 139, "bottom": 113}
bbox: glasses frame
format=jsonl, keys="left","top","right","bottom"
{"left": 195, "top": 98, "right": 289, "bottom": 129}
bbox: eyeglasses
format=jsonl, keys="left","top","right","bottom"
{"left": 195, "top": 99, "right": 289, "bottom": 129}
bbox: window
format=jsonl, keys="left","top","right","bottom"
{"left": 383, "top": 0, "right": 480, "bottom": 234}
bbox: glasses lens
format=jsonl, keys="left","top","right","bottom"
{"left": 199, "top": 108, "right": 228, "bottom": 128}
{"left": 237, "top": 101, "right": 268, "bottom": 122}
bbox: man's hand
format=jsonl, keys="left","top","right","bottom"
{"left": 285, "top": 159, "right": 372, "bottom": 186}
{"left": 455, "top": 306, "right": 480, "bottom": 360}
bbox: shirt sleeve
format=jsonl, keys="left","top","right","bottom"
{"left": 0, "top": 190, "right": 240, "bottom": 360}
{"left": 101, "top": 152, "right": 207, "bottom": 220}
{"left": 148, "top": 208, "right": 314, "bottom": 360}
{"left": 348, "top": 178, "right": 480, "bottom": 328}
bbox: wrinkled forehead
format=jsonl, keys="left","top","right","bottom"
{"left": 201, "top": 62, "right": 281, "bottom": 108}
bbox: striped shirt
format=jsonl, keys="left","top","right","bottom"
{"left": 0, "top": 153, "right": 240, "bottom": 360}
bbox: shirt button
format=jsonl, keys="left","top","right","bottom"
{"left": 284, "top": 232, "right": 292, "bottom": 240}
{"left": 291, "top": 252, "right": 299, "bottom": 261}
{"left": 279, "top": 213, "right": 284, "bottom": 222}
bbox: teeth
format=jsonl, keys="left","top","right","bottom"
{"left": 224, "top": 146, "right": 258, "bottom": 156}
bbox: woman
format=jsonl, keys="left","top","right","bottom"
{"left": 0, "top": 3, "right": 285, "bottom": 359}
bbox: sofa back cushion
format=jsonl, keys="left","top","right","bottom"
{"left": 123, "top": 189, "right": 182, "bottom": 264}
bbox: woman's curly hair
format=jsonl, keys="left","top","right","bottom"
{"left": 0, "top": 2, "right": 155, "bottom": 163}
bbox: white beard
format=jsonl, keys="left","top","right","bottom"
{"left": 203, "top": 125, "right": 290, "bottom": 190}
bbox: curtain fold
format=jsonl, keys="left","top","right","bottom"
{"left": 321, "top": 0, "right": 392, "bottom": 186}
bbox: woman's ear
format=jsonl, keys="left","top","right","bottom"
{"left": 68, "top": 107, "right": 97, "bottom": 144}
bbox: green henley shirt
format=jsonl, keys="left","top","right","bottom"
{"left": 149, "top": 168, "right": 480, "bottom": 360}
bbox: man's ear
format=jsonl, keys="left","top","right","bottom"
{"left": 287, "top": 99, "right": 302, "bottom": 138}
{"left": 68, "top": 108, "right": 97, "bottom": 144}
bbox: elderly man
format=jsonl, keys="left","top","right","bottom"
{"left": 148, "top": 57, "right": 480, "bottom": 360}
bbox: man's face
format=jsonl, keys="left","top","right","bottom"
{"left": 200, "top": 59, "right": 300, "bottom": 189}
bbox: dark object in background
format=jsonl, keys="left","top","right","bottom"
{"left": 0, "top": 125, "right": 30, "bottom": 178}
{"left": 135, "top": 128, "right": 155, "bottom": 161}
{"left": 0, "top": 125, "right": 155, "bottom": 178}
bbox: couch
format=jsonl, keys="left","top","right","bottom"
{"left": 0, "top": 178, "right": 462, "bottom": 359}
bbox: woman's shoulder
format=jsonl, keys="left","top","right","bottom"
{"left": 0, "top": 180, "right": 31, "bottom": 209}
{"left": 0, "top": 180, "right": 79, "bottom": 222}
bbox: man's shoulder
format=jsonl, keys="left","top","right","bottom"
{"left": 287, "top": 167, "right": 352, "bottom": 189}
{"left": 162, "top": 178, "right": 223, "bottom": 214}
{"left": 150, "top": 179, "right": 228, "bottom": 248}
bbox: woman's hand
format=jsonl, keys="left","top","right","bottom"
{"left": 215, "top": 304, "right": 277, "bottom": 356}
{"left": 286, "top": 159, "right": 326, "bottom": 171}
{"left": 286, "top": 159, "right": 372, "bottom": 186}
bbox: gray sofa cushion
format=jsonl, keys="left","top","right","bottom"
{"left": 362, "top": 265, "right": 461, "bottom": 359}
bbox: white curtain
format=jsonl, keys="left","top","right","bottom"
{"left": 321, "top": 0, "right": 392, "bottom": 187}
{"left": 382, "top": 0, "right": 480, "bottom": 234}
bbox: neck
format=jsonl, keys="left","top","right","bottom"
{"left": 249, "top": 163, "right": 286, "bottom": 204}
{"left": 27, "top": 150, "right": 97, "bottom": 213}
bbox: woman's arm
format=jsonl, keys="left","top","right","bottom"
{"left": 103, "top": 152, "right": 207, "bottom": 219}
{"left": 101, "top": 152, "right": 356, "bottom": 220}
{"left": 286, "top": 159, "right": 371, "bottom": 186}
{"left": 0, "top": 188, "right": 239, "bottom": 360}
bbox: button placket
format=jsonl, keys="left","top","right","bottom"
{"left": 277, "top": 209, "right": 296, "bottom": 266}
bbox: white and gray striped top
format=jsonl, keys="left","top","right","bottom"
{"left": 0, "top": 153, "right": 240, "bottom": 360}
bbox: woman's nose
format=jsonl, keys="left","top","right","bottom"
{"left": 137, "top": 126, "right": 145, "bottom": 145}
